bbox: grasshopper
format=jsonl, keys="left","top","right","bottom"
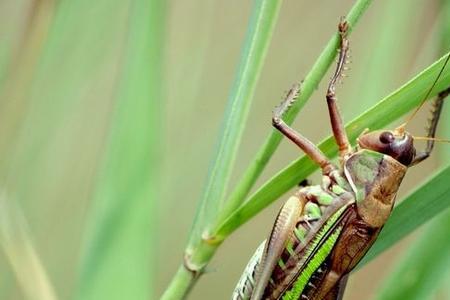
{"left": 232, "top": 20, "right": 450, "bottom": 300}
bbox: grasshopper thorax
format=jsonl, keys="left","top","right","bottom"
{"left": 357, "top": 129, "right": 415, "bottom": 166}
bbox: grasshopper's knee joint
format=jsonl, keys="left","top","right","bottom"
{"left": 338, "top": 19, "right": 349, "bottom": 35}
{"left": 326, "top": 92, "right": 337, "bottom": 105}
{"left": 272, "top": 115, "right": 282, "bottom": 127}
{"left": 321, "top": 163, "right": 336, "bottom": 175}
{"left": 326, "top": 90, "right": 334, "bottom": 98}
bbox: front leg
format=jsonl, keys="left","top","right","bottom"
{"left": 272, "top": 84, "right": 335, "bottom": 174}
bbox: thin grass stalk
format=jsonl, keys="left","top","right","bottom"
{"left": 162, "top": 1, "right": 283, "bottom": 298}
{"left": 187, "top": 0, "right": 283, "bottom": 249}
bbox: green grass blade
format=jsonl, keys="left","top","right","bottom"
{"left": 187, "top": 0, "right": 283, "bottom": 249}
{"left": 76, "top": 1, "right": 165, "bottom": 299}
{"left": 162, "top": 1, "right": 283, "bottom": 299}
{"left": 215, "top": 52, "right": 450, "bottom": 238}
{"left": 0, "top": 192, "right": 57, "bottom": 300}
{"left": 216, "top": 0, "right": 373, "bottom": 224}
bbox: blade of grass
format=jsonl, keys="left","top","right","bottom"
{"left": 0, "top": 192, "right": 57, "bottom": 300}
{"left": 187, "top": 0, "right": 283, "bottom": 249}
{"left": 214, "top": 51, "right": 450, "bottom": 238}
{"left": 76, "top": 1, "right": 166, "bottom": 299}
{"left": 161, "top": 1, "right": 283, "bottom": 299}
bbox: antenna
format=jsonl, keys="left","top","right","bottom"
{"left": 414, "top": 136, "right": 450, "bottom": 143}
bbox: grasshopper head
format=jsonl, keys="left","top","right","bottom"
{"left": 357, "top": 129, "right": 415, "bottom": 166}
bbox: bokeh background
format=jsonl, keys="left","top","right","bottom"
{"left": 0, "top": 0, "right": 449, "bottom": 299}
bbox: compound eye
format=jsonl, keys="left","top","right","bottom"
{"left": 379, "top": 131, "right": 395, "bottom": 144}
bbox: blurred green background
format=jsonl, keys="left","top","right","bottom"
{"left": 0, "top": 0, "right": 449, "bottom": 300}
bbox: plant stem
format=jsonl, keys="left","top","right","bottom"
{"left": 187, "top": 0, "right": 283, "bottom": 249}
{"left": 162, "top": 266, "right": 199, "bottom": 300}
{"left": 162, "top": 0, "right": 282, "bottom": 298}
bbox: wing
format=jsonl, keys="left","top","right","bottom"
{"left": 250, "top": 196, "right": 304, "bottom": 300}
{"left": 232, "top": 241, "right": 265, "bottom": 300}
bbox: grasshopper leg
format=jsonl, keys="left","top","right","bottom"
{"left": 411, "top": 87, "right": 450, "bottom": 165}
{"left": 326, "top": 20, "right": 352, "bottom": 159}
{"left": 251, "top": 194, "right": 306, "bottom": 300}
{"left": 272, "top": 84, "right": 335, "bottom": 174}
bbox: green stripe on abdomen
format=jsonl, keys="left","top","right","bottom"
{"left": 281, "top": 226, "right": 343, "bottom": 300}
